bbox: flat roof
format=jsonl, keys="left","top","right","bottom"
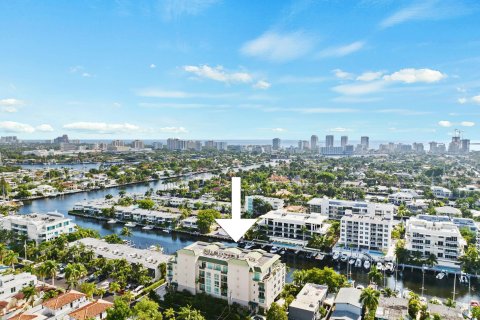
{"left": 289, "top": 283, "right": 328, "bottom": 312}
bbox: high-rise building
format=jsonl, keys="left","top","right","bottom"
{"left": 131, "top": 140, "right": 144, "bottom": 149}
{"left": 272, "top": 138, "right": 281, "bottom": 150}
{"left": 325, "top": 135, "right": 334, "bottom": 147}
{"left": 461, "top": 139, "right": 470, "bottom": 153}
{"left": 310, "top": 135, "right": 318, "bottom": 151}
{"left": 111, "top": 140, "right": 124, "bottom": 147}
{"left": 54, "top": 134, "right": 69, "bottom": 144}
{"left": 360, "top": 136, "right": 369, "bottom": 150}
{"left": 341, "top": 136, "right": 348, "bottom": 147}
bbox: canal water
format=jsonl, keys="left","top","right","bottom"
{"left": 16, "top": 164, "right": 479, "bottom": 304}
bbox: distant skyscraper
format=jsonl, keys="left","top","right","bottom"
{"left": 325, "top": 135, "right": 334, "bottom": 147}
{"left": 341, "top": 136, "right": 348, "bottom": 147}
{"left": 361, "top": 136, "right": 369, "bottom": 150}
{"left": 272, "top": 138, "right": 281, "bottom": 150}
{"left": 310, "top": 135, "right": 318, "bottom": 151}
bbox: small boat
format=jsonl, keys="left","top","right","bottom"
{"left": 306, "top": 252, "right": 314, "bottom": 259}
{"left": 279, "top": 249, "right": 286, "bottom": 255}
{"left": 356, "top": 284, "right": 365, "bottom": 290}
{"left": 315, "top": 253, "right": 325, "bottom": 261}
{"left": 125, "top": 222, "right": 136, "bottom": 227}
{"left": 460, "top": 273, "right": 469, "bottom": 284}
{"left": 333, "top": 252, "right": 340, "bottom": 261}
{"left": 107, "top": 219, "right": 117, "bottom": 224}
{"left": 340, "top": 254, "right": 349, "bottom": 262}
{"left": 355, "top": 258, "right": 362, "bottom": 268}
{"left": 142, "top": 225, "right": 154, "bottom": 230}
{"left": 349, "top": 258, "right": 356, "bottom": 265}
{"left": 163, "top": 229, "right": 171, "bottom": 233}
{"left": 385, "top": 262, "right": 395, "bottom": 272}
{"left": 436, "top": 272, "right": 445, "bottom": 280}
{"left": 149, "top": 245, "right": 164, "bottom": 253}
{"left": 376, "top": 262, "right": 384, "bottom": 271}
{"left": 364, "top": 260, "right": 371, "bottom": 270}
{"left": 270, "top": 246, "right": 279, "bottom": 254}
{"left": 244, "top": 242, "right": 254, "bottom": 250}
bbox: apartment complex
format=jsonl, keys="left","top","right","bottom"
{"left": 308, "top": 198, "right": 396, "bottom": 220}
{"left": 71, "top": 237, "right": 172, "bottom": 280}
{"left": 259, "top": 210, "right": 330, "bottom": 246}
{"left": 168, "top": 242, "right": 286, "bottom": 311}
{"left": 339, "top": 210, "right": 394, "bottom": 251}
{"left": 405, "top": 217, "right": 466, "bottom": 266}
{"left": 0, "top": 212, "right": 76, "bottom": 243}
{"left": 245, "top": 195, "right": 284, "bottom": 213}
{"left": 288, "top": 283, "right": 328, "bottom": 320}
{"left": 0, "top": 272, "right": 37, "bottom": 302}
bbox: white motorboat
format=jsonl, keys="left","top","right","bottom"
{"left": 244, "top": 242, "right": 254, "bottom": 250}
{"left": 364, "top": 260, "right": 371, "bottom": 270}
{"left": 107, "top": 219, "right": 117, "bottom": 224}
{"left": 349, "top": 258, "right": 356, "bottom": 265}
{"left": 340, "top": 254, "right": 349, "bottom": 262}
{"left": 460, "top": 273, "right": 469, "bottom": 284}
{"left": 163, "top": 229, "right": 171, "bottom": 233}
{"left": 356, "top": 285, "right": 365, "bottom": 290}
{"left": 385, "top": 262, "right": 395, "bottom": 272}
{"left": 279, "top": 249, "right": 286, "bottom": 255}
{"left": 333, "top": 252, "right": 340, "bottom": 261}
{"left": 376, "top": 262, "right": 384, "bottom": 271}
{"left": 125, "top": 222, "right": 136, "bottom": 227}
{"left": 315, "top": 253, "right": 325, "bottom": 261}
{"left": 436, "top": 272, "right": 445, "bottom": 280}
{"left": 355, "top": 258, "right": 362, "bottom": 268}
{"left": 142, "top": 225, "right": 154, "bottom": 230}
{"left": 270, "top": 246, "right": 279, "bottom": 254}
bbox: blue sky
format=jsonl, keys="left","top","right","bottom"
{"left": 0, "top": 0, "right": 479, "bottom": 142}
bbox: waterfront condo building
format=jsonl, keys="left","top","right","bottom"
{"left": 307, "top": 197, "right": 397, "bottom": 220}
{"left": 405, "top": 217, "right": 466, "bottom": 267}
{"left": 339, "top": 210, "right": 394, "bottom": 251}
{"left": 0, "top": 212, "right": 76, "bottom": 243}
{"left": 0, "top": 272, "right": 37, "bottom": 302}
{"left": 245, "top": 195, "right": 285, "bottom": 213}
{"left": 167, "top": 242, "right": 286, "bottom": 311}
{"left": 259, "top": 210, "right": 330, "bottom": 246}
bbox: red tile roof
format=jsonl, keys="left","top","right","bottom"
{"left": 42, "top": 290, "right": 85, "bottom": 310}
{"left": 68, "top": 299, "right": 113, "bottom": 320}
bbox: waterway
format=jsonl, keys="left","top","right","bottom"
{"left": 16, "top": 163, "right": 479, "bottom": 304}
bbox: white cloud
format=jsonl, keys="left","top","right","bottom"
{"left": 473, "top": 95, "right": 480, "bottom": 104}
{"left": 183, "top": 65, "right": 253, "bottom": 84}
{"left": 81, "top": 72, "right": 92, "bottom": 78}
{"left": 70, "top": 65, "right": 93, "bottom": 78}
{"left": 0, "top": 121, "right": 35, "bottom": 133}
{"left": 150, "top": 64, "right": 156, "bottom": 69}
{"left": 379, "top": 0, "right": 472, "bottom": 28}
{"left": 271, "top": 128, "right": 286, "bottom": 132}
{"left": 333, "top": 81, "right": 385, "bottom": 95}
{"left": 317, "top": 41, "right": 365, "bottom": 58}
{"left": 377, "top": 109, "right": 431, "bottom": 115}
{"left": 296, "top": 108, "right": 358, "bottom": 114}
{"left": 253, "top": 80, "right": 271, "bottom": 90}
{"left": 135, "top": 88, "right": 235, "bottom": 99}
{"left": 332, "top": 69, "right": 354, "bottom": 80}
{"left": 356, "top": 71, "right": 384, "bottom": 82}
{"left": 1, "top": 106, "right": 18, "bottom": 113}
{"left": 458, "top": 97, "right": 467, "bottom": 104}
{"left": 438, "top": 120, "right": 453, "bottom": 127}
{"left": 0, "top": 98, "right": 24, "bottom": 106}
{"left": 161, "top": 0, "right": 219, "bottom": 20}
{"left": 36, "top": 124, "right": 54, "bottom": 132}
{"left": 159, "top": 126, "right": 188, "bottom": 134}
{"left": 329, "top": 127, "right": 351, "bottom": 132}
{"left": 240, "top": 31, "right": 314, "bottom": 62}
{"left": 63, "top": 122, "right": 140, "bottom": 134}
{"left": 383, "top": 68, "right": 446, "bottom": 83}
{"left": 461, "top": 121, "right": 475, "bottom": 127}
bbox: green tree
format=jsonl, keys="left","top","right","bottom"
{"left": 196, "top": 209, "right": 221, "bottom": 234}
{"left": 21, "top": 285, "right": 36, "bottom": 306}
{"left": 459, "top": 245, "right": 480, "bottom": 274}
{"left": 120, "top": 227, "right": 132, "bottom": 237}
{"left": 266, "top": 302, "right": 287, "bottom": 320}
{"left": 137, "top": 199, "right": 155, "bottom": 210}
{"left": 109, "top": 281, "right": 121, "bottom": 296}
{"left": 42, "top": 260, "right": 58, "bottom": 286}
{"left": 80, "top": 282, "right": 97, "bottom": 300}
{"left": 164, "top": 308, "right": 176, "bottom": 320}
{"left": 3, "top": 250, "right": 18, "bottom": 270}
{"left": 368, "top": 266, "right": 383, "bottom": 285}
{"left": 106, "top": 297, "right": 133, "bottom": 320}
{"left": 177, "top": 305, "right": 205, "bottom": 320}
{"left": 133, "top": 297, "right": 163, "bottom": 320}
{"left": 360, "top": 287, "right": 380, "bottom": 320}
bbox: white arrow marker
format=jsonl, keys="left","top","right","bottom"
{"left": 216, "top": 177, "right": 257, "bottom": 242}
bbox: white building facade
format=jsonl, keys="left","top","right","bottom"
{"left": 308, "top": 198, "right": 396, "bottom": 220}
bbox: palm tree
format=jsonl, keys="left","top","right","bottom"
{"left": 42, "top": 260, "right": 58, "bottom": 286}
{"left": 425, "top": 254, "right": 438, "bottom": 267}
{"left": 177, "top": 305, "right": 205, "bottom": 320}
{"left": 109, "top": 281, "right": 121, "bottom": 296}
{"left": 360, "top": 287, "right": 380, "bottom": 320}
{"left": 4, "top": 250, "right": 19, "bottom": 270}
{"left": 444, "top": 298, "right": 456, "bottom": 308}
{"left": 0, "top": 244, "right": 8, "bottom": 264}
{"left": 120, "top": 226, "right": 132, "bottom": 237}
{"left": 21, "top": 285, "right": 36, "bottom": 307}
{"left": 65, "top": 263, "right": 87, "bottom": 289}
{"left": 164, "top": 308, "right": 176, "bottom": 320}
{"left": 80, "top": 282, "right": 96, "bottom": 300}
{"left": 368, "top": 266, "right": 383, "bottom": 285}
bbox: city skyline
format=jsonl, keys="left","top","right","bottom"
{"left": 0, "top": 1, "right": 480, "bottom": 140}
